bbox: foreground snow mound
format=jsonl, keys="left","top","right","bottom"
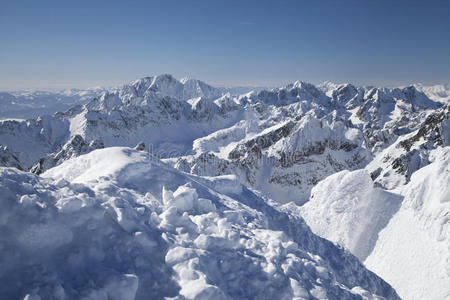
{"left": 0, "top": 147, "right": 399, "bottom": 299}
{"left": 365, "top": 147, "right": 450, "bottom": 300}
{"left": 300, "top": 170, "right": 402, "bottom": 261}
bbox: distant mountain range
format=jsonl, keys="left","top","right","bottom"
{"left": 0, "top": 74, "right": 448, "bottom": 299}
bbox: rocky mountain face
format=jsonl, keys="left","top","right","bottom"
{"left": 366, "top": 104, "right": 450, "bottom": 189}
{"left": 0, "top": 145, "right": 23, "bottom": 170}
{"left": 30, "top": 134, "right": 105, "bottom": 175}
{"left": 0, "top": 74, "right": 446, "bottom": 204}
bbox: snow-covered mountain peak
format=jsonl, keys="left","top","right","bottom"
{"left": 317, "top": 80, "right": 341, "bottom": 94}
{"left": 394, "top": 85, "right": 441, "bottom": 109}
{"left": 181, "top": 78, "right": 222, "bottom": 100}
{"left": 413, "top": 83, "right": 450, "bottom": 104}
{"left": 147, "top": 73, "right": 183, "bottom": 97}
{"left": 330, "top": 83, "right": 360, "bottom": 107}
{"left": 128, "top": 74, "right": 222, "bottom": 102}
{"left": 131, "top": 76, "right": 154, "bottom": 97}
{"left": 86, "top": 91, "right": 123, "bottom": 111}
{"left": 254, "top": 80, "right": 329, "bottom": 107}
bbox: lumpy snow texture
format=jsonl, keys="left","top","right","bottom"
{"left": 0, "top": 147, "right": 399, "bottom": 300}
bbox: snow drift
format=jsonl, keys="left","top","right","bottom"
{"left": 300, "top": 169, "right": 402, "bottom": 261}
{"left": 365, "top": 147, "right": 450, "bottom": 300}
{"left": 301, "top": 146, "right": 450, "bottom": 300}
{"left": 0, "top": 147, "right": 399, "bottom": 299}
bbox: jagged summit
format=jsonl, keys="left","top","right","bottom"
{"left": 127, "top": 74, "right": 221, "bottom": 101}
{"left": 0, "top": 74, "right": 446, "bottom": 188}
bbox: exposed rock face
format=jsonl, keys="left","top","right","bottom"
{"left": 0, "top": 75, "right": 446, "bottom": 203}
{"left": 367, "top": 104, "right": 450, "bottom": 188}
{"left": 0, "top": 145, "right": 22, "bottom": 170}
{"left": 399, "top": 104, "right": 450, "bottom": 151}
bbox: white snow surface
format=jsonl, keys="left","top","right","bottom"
{"left": 300, "top": 147, "right": 450, "bottom": 300}
{"left": 414, "top": 83, "right": 450, "bottom": 104}
{"left": 300, "top": 169, "right": 402, "bottom": 261}
{"left": 0, "top": 147, "right": 399, "bottom": 300}
{"left": 365, "top": 146, "right": 450, "bottom": 300}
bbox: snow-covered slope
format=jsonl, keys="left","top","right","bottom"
{"left": 300, "top": 170, "right": 402, "bottom": 261}
{"left": 365, "top": 146, "right": 450, "bottom": 300}
{"left": 299, "top": 147, "right": 450, "bottom": 300}
{"left": 0, "top": 116, "right": 70, "bottom": 169}
{"left": 0, "top": 147, "right": 399, "bottom": 299}
{"left": 414, "top": 83, "right": 450, "bottom": 104}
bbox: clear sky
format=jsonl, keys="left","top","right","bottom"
{"left": 1, "top": 0, "right": 450, "bottom": 89}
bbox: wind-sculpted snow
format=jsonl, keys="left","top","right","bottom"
{"left": 300, "top": 170, "right": 402, "bottom": 261}
{"left": 365, "top": 146, "right": 450, "bottom": 300}
{"left": 0, "top": 147, "right": 399, "bottom": 299}
{"left": 300, "top": 147, "right": 450, "bottom": 300}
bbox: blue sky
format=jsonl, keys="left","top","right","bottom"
{"left": 1, "top": 0, "right": 449, "bottom": 89}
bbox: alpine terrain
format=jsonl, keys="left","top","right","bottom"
{"left": 0, "top": 74, "right": 448, "bottom": 300}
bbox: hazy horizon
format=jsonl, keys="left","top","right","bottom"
{"left": 0, "top": 74, "right": 449, "bottom": 92}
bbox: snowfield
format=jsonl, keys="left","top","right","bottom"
{"left": 300, "top": 169, "right": 403, "bottom": 261}
{"left": 365, "top": 147, "right": 450, "bottom": 300}
{"left": 0, "top": 147, "right": 399, "bottom": 300}
{"left": 300, "top": 147, "right": 450, "bottom": 300}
